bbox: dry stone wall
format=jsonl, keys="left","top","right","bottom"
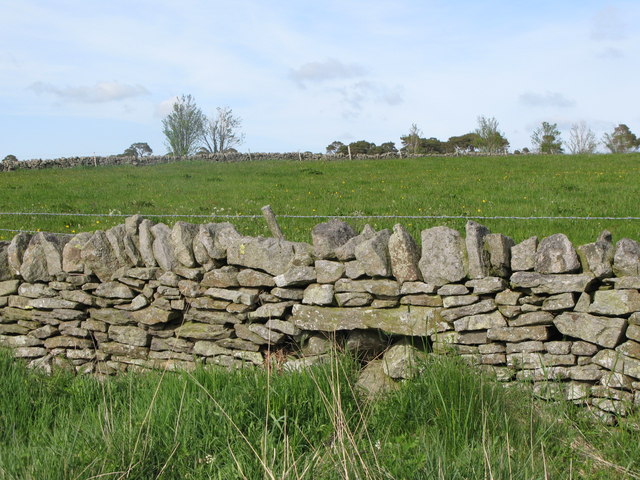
{"left": 1, "top": 217, "right": 640, "bottom": 421}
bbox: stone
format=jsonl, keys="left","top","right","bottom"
{"left": 400, "top": 295, "right": 443, "bottom": 307}
{"left": 388, "top": 224, "right": 421, "bottom": 282}
{"left": 193, "top": 224, "right": 229, "bottom": 264}
{"left": 577, "top": 231, "right": 614, "bottom": 278}
{"left": 335, "top": 292, "right": 373, "bottom": 307}
{"left": 335, "top": 224, "right": 375, "bottom": 261}
{"left": 440, "top": 299, "right": 496, "bottom": 322}
{"left": 170, "top": 222, "right": 199, "bottom": 267}
{"left": 485, "top": 234, "right": 515, "bottom": 277}
{"left": 627, "top": 324, "right": 640, "bottom": 342}
{"left": 18, "top": 283, "right": 56, "bottom": 298}
{"left": 184, "top": 310, "right": 240, "bottom": 325}
{"left": 236, "top": 269, "right": 275, "bottom": 287}
{"left": 465, "top": 221, "right": 491, "bottom": 279}
{"left": 44, "top": 336, "right": 93, "bottom": 349}
{"left": 437, "top": 284, "right": 469, "bottom": 296}
{"left": 355, "top": 360, "right": 399, "bottom": 398}
{"left": 613, "top": 238, "right": 640, "bottom": 277}
{"left": 344, "top": 260, "right": 366, "bottom": 279}
{"left": 542, "top": 293, "right": 575, "bottom": 311}
{"left": 400, "top": 282, "right": 437, "bottom": 295}
{"left": 442, "top": 295, "right": 479, "bottom": 308}
{"left": 569, "top": 364, "right": 604, "bottom": 381}
{"left": 227, "top": 236, "right": 297, "bottom": 275}
{"left": 311, "top": 219, "right": 356, "bottom": 259}
{"left": 138, "top": 219, "right": 157, "bottom": 267}
{"left": 617, "top": 340, "right": 640, "bottom": 360}
{"left": 291, "top": 304, "right": 442, "bottom": 336}
{"left": 21, "top": 232, "right": 73, "bottom": 282}
{"left": 465, "top": 277, "right": 508, "bottom": 294}
{"left": 510, "top": 271, "right": 595, "bottom": 294}
{"left": 81, "top": 231, "right": 122, "bottom": 282}
{"left": 453, "top": 311, "right": 507, "bottom": 331}
{"left": 571, "top": 341, "right": 599, "bottom": 356}
{"left": 0, "top": 279, "right": 19, "bottom": 297}
{"left": 109, "top": 325, "right": 149, "bottom": 347}
{"left": 105, "top": 225, "right": 133, "bottom": 268}
{"left": 545, "top": 341, "right": 572, "bottom": 355}
{"left": 535, "top": 233, "right": 581, "bottom": 274}
{"left": 554, "top": 312, "right": 627, "bottom": 349}
{"left": 14, "top": 347, "right": 48, "bottom": 358}
{"left": 345, "top": 330, "right": 389, "bottom": 357}
{"left": 355, "top": 229, "right": 392, "bottom": 277}
{"left": 248, "top": 302, "right": 292, "bottom": 320}
{"left": 95, "top": 281, "right": 135, "bottom": 299}
{"left": 133, "top": 307, "right": 180, "bottom": 325}
{"left": 478, "top": 343, "right": 506, "bottom": 354}
{"left": 302, "top": 284, "right": 334, "bottom": 306}
{"left": 334, "top": 278, "right": 400, "bottom": 297}
{"left": 0, "top": 241, "right": 10, "bottom": 281}
{"left": 382, "top": 340, "right": 425, "bottom": 379}
{"left": 204, "top": 287, "right": 257, "bottom": 306}
{"left": 271, "top": 287, "right": 305, "bottom": 300}
{"left": 151, "top": 223, "right": 179, "bottom": 272}
{"left": 508, "top": 311, "right": 554, "bottom": 327}
{"left": 588, "top": 290, "right": 640, "bottom": 316}
{"left": 247, "top": 323, "right": 284, "bottom": 344}
{"left": 263, "top": 319, "right": 300, "bottom": 336}
{"left": 593, "top": 349, "right": 640, "bottom": 380}
{"left": 510, "top": 236, "right": 537, "bottom": 272}
{"left": 177, "top": 280, "right": 199, "bottom": 298}
{"left": 0, "top": 334, "right": 44, "bottom": 347}
{"left": 274, "top": 266, "right": 317, "bottom": 287}
{"left": 419, "top": 226, "right": 467, "bottom": 286}
{"left": 201, "top": 266, "right": 240, "bottom": 288}
{"left": 495, "top": 289, "right": 522, "bottom": 306}
{"left": 28, "top": 298, "right": 79, "bottom": 309}
{"left": 174, "top": 322, "right": 231, "bottom": 340}
{"left": 505, "top": 341, "right": 544, "bottom": 353}
{"left": 188, "top": 297, "right": 229, "bottom": 310}
{"left": 7, "top": 232, "right": 32, "bottom": 275}
{"left": 486, "top": 326, "right": 550, "bottom": 342}
{"left": 314, "top": 260, "right": 344, "bottom": 284}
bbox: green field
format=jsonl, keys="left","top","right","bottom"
{"left": 1, "top": 153, "right": 639, "bottom": 245}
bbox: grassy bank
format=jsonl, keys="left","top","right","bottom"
{"left": 1, "top": 153, "right": 639, "bottom": 245}
{"left": 1, "top": 350, "right": 639, "bottom": 479}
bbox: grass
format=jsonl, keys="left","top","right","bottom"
{"left": 1, "top": 349, "right": 640, "bottom": 479}
{"left": 1, "top": 153, "right": 639, "bottom": 245}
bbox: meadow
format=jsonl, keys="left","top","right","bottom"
{"left": 1, "top": 153, "right": 639, "bottom": 245}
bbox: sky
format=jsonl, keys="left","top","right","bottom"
{"left": 1, "top": 0, "right": 639, "bottom": 159}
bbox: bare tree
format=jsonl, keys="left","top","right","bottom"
{"left": 202, "top": 107, "right": 245, "bottom": 153}
{"left": 566, "top": 122, "right": 598, "bottom": 154}
{"left": 474, "top": 116, "right": 509, "bottom": 154}
{"left": 400, "top": 123, "right": 423, "bottom": 154}
{"left": 162, "top": 94, "right": 206, "bottom": 157}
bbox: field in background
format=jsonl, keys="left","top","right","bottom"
{"left": 1, "top": 153, "right": 639, "bottom": 245}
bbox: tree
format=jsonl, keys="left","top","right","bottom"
{"left": 123, "top": 142, "right": 153, "bottom": 159}
{"left": 376, "top": 142, "right": 398, "bottom": 154}
{"left": 447, "top": 133, "right": 480, "bottom": 154}
{"left": 419, "top": 137, "right": 447, "bottom": 154}
{"left": 201, "top": 106, "right": 245, "bottom": 153}
{"left": 400, "top": 124, "right": 423, "bottom": 154}
{"left": 162, "top": 94, "right": 206, "bottom": 157}
{"left": 473, "top": 116, "right": 509, "bottom": 154}
{"left": 2, "top": 154, "right": 18, "bottom": 163}
{"left": 567, "top": 122, "right": 598, "bottom": 154}
{"left": 326, "top": 141, "right": 345, "bottom": 154}
{"left": 531, "top": 121, "right": 563, "bottom": 154}
{"left": 602, "top": 124, "right": 640, "bottom": 153}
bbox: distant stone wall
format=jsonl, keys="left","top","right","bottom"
{"left": 1, "top": 217, "right": 639, "bottom": 422}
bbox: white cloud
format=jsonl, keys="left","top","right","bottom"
{"left": 29, "top": 81, "right": 149, "bottom": 103}
{"left": 590, "top": 6, "right": 628, "bottom": 41}
{"left": 289, "top": 58, "right": 367, "bottom": 86}
{"left": 154, "top": 96, "right": 179, "bottom": 118}
{"left": 519, "top": 91, "right": 576, "bottom": 108}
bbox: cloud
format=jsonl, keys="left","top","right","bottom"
{"left": 519, "top": 91, "right": 576, "bottom": 108}
{"left": 335, "top": 81, "right": 403, "bottom": 118}
{"left": 29, "top": 81, "right": 149, "bottom": 103}
{"left": 590, "top": 6, "right": 628, "bottom": 41}
{"left": 155, "top": 96, "right": 179, "bottom": 118}
{"left": 289, "top": 58, "right": 366, "bottom": 86}
{"left": 596, "top": 46, "right": 624, "bottom": 59}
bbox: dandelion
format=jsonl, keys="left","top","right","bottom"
{"left": 96, "top": 220, "right": 100, "bottom": 224}
{"left": 65, "top": 225, "right": 70, "bottom": 228}
{"left": 71, "top": 230, "right": 76, "bottom": 233}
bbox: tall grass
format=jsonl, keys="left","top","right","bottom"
{"left": 1, "top": 153, "right": 639, "bottom": 244}
{"left": 2, "top": 349, "right": 639, "bottom": 479}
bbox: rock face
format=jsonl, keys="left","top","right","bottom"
{"left": 21, "top": 233, "right": 72, "bottom": 282}
{"left": 554, "top": 312, "right": 626, "bottom": 348}
{"left": 535, "top": 234, "right": 581, "bottom": 274}
{"left": 419, "top": 226, "right": 467, "bottom": 286}
{"left": 81, "top": 231, "right": 121, "bottom": 282}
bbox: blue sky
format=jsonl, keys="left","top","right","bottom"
{"left": 1, "top": 0, "right": 638, "bottom": 159}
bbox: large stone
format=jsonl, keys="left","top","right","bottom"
{"left": 236, "top": 269, "right": 274, "bottom": 287}
{"left": 201, "top": 266, "right": 239, "bottom": 288}
{"left": 227, "top": 236, "right": 296, "bottom": 275}
{"left": 484, "top": 233, "right": 514, "bottom": 277}
{"left": 453, "top": 311, "right": 507, "bottom": 332}
{"left": 311, "top": 219, "right": 356, "bottom": 259}
{"left": 109, "top": 325, "right": 150, "bottom": 347}
{"left": 7, "top": 232, "right": 32, "bottom": 276}
{"left": 510, "top": 236, "right": 537, "bottom": 271}
{"left": 355, "top": 360, "right": 399, "bottom": 398}
{"left": 0, "top": 279, "right": 20, "bottom": 296}
{"left": 388, "top": 224, "right": 421, "bottom": 282}
{"left": 170, "top": 222, "right": 199, "bottom": 267}
{"left": 303, "top": 284, "right": 335, "bottom": 306}
{"left": 382, "top": 340, "right": 425, "bottom": 379}
{"left": 204, "top": 287, "right": 257, "bottom": 306}
{"left": 193, "top": 224, "right": 222, "bottom": 264}
{"left": 81, "top": 230, "right": 122, "bottom": 282}
{"left": 21, "top": 232, "right": 73, "bottom": 282}
{"left": 315, "top": 260, "right": 345, "bottom": 284}
{"left": 105, "top": 225, "right": 134, "bottom": 268}
{"left": 62, "top": 232, "right": 92, "bottom": 273}
{"left": 335, "top": 292, "right": 373, "bottom": 307}
{"left": 29, "top": 297, "right": 80, "bottom": 310}
{"left": 0, "top": 241, "right": 11, "bottom": 281}
{"left": 354, "top": 229, "right": 391, "bottom": 277}
{"left": 554, "top": 312, "right": 626, "bottom": 348}
{"left": 335, "top": 224, "right": 375, "bottom": 261}
{"left": 151, "top": 223, "right": 179, "bottom": 272}
{"left": 94, "top": 281, "right": 135, "bottom": 299}
{"left": 334, "top": 278, "right": 400, "bottom": 297}
{"left": 138, "top": 219, "right": 157, "bottom": 267}
{"left": 534, "top": 233, "right": 581, "bottom": 274}
{"left": 465, "top": 221, "right": 491, "bottom": 279}
{"left": 589, "top": 290, "right": 640, "bottom": 316}
{"left": 184, "top": 310, "right": 240, "bottom": 325}
{"left": 44, "top": 336, "right": 93, "bottom": 349}
{"left": 577, "top": 231, "right": 614, "bottom": 279}
{"left": 274, "top": 266, "right": 317, "bottom": 287}
{"left": 419, "top": 226, "right": 467, "bottom": 286}
{"left": 440, "top": 299, "right": 496, "bottom": 322}
{"left": 248, "top": 302, "right": 292, "bottom": 320}
{"left": 486, "top": 326, "right": 551, "bottom": 342}
{"left": 291, "top": 304, "right": 442, "bottom": 336}
{"left": 510, "top": 271, "right": 595, "bottom": 294}
{"left": 133, "top": 307, "right": 180, "bottom": 325}
{"left": 613, "top": 238, "right": 640, "bottom": 277}
{"left": 592, "top": 349, "right": 640, "bottom": 380}
{"left": 175, "top": 322, "right": 231, "bottom": 340}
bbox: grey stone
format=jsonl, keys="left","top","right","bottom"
{"left": 81, "top": 231, "right": 122, "bottom": 282}
{"left": 589, "top": 289, "right": 640, "bottom": 316}
{"left": 334, "top": 224, "right": 375, "bottom": 261}
{"left": 441, "top": 299, "right": 496, "bottom": 322}
{"left": 345, "top": 329, "right": 389, "bottom": 357}
{"left": 201, "top": 266, "right": 239, "bottom": 288}
{"left": 617, "top": 340, "right": 640, "bottom": 360}
{"left": 247, "top": 323, "right": 285, "bottom": 344}
{"left": 592, "top": 349, "right": 640, "bottom": 380}
{"left": 571, "top": 341, "right": 599, "bottom": 356}
{"left": 177, "top": 280, "right": 199, "bottom": 297}
{"left": 542, "top": 293, "right": 575, "bottom": 311}
{"left": 302, "top": 284, "right": 334, "bottom": 305}
{"left": 545, "top": 341, "right": 572, "bottom": 355}
{"left": 465, "top": 277, "right": 508, "bottom": 294}
{"left": 627, "top": 324, "right": 640, "bottom": 342}
{"left": 508, "top": 311, "right": 554, "bottom": 327}
{"left": 248, "top": 302, "right": 292, "bottom": 320}
{"left": 505, "top": 341, "right": 544, "bottom": 353}
{"left": 184, "top": 310, "right": 240, "bottom": 325}
{"left": 355, "top": 229, "right": 392, "bottom": 277}
{"left": 534, "top": 233, "right": 581, "bottom": 274}
{"left": 577, "top": 231, "right": 614, "bottom": 278}
{"left": 138, "top": 219, "right": 157, "bottom": 267}
{"left": 204, "top": 287, "right": 257, "bottom": 306}
{"left": 355, "top": 360, "right": 399, "bottom": 398}
{"left": 484, "top": 233, "right": 515, "bottom": 277}
{"left": 344, "top": 260, "right": 366, "bottom": 279}
{"left": 400, "top": 294, "right": 443, "bottom": 307}
{"left": 334, "top": 278, "right": 400, "bottom": 297}
{"left": 227, "top": 236, "right": 297, "bottom": 275}
{"left": 44, "top": 336, "right": 93, "bottom": 349}
{"left": 174, "top": 322, "right": 231, "bottom": 340}
{"left": 569, "top": 364, "right": 604, "bottom": 381}
{"left": 264, "top": 319, "right": 301, "bottom": 336}
{"left": 61, "top": 232, "right": 92, "bottom": 273}
{"left": 14, "top": 347, "right": 48, "bottom": 358}
{"left": 453, "top": 311, "right": 507, "bottom": 331}
{"left": 437, "top": 284, "right": 469, "bottom": 296}
{"left": 105, "top": 225, "right": 134, "bottom": 268}
{"left": 29, "top": 298, "right": 80, "bottom": 310}
{"left": 335, "top": 292, "right": 373, "bottom": 307}
{"left": 158, "top": 271, "right": 180, "bottom": 287}
{"left": 18, "top": 283, "right": 56, "bottom": 298}
{"left": 400, "top": 282, "right": 437, "bottom": 295}
{"left": 0, "top": 241, "right": 10, "bottom": 281}
{"left": 236, "top": 269, "right": 274, "bottom": 287}
{"left": 510, "top": 271, "right": 595, "bottom": 294}
{"left": 554, "top": 312, "right": 626, "bottom": 348}
{"left": 274, "top": 266, "right": 317, "bottom": 287}
{"left": 419, "top": 226, "right": 467, "bottom": 286}
{"left": 383, "top": 340, "right": 425, "bottom": 379}
{"left": 291, "top": 304, "right": 442, "bottom": 336}
{"left": 495, "top": 289, "right": 521, "bottom": 306}
{"left": 151, "top": 223, "right": 178, "bottom": 272}
{"left": 271, "top": 287, "right": 305, "bottom": 300}
{"left": 0, "top": 334, "right": 44, "bottom": 347}
{"left": 372, "top": 298, "right": 399, "bottom": 308}
{"left": 314, "top": 260, "right": 344, "bottom": 284}
{"left": 21, "top": 232, "right": 73, "bottom": 282}
{"left": 170, "top": 222, "right": 199, "bottom": 267}
{"left": 388, "top": 224, "right": 421, "bottom": 282}
{"left": 486, "top": 326, "right": 551, "bottom": 342}
{"left": 510, "top": 236, "right": 537, "bottom": 272}
{"left": 312, "top": 219, "right": 357, "bottom": 259}
{"left": 7, "top": 232, "right": 32, "bottom": 276}
{"left": 613, "top": 238, "right": 640, "bottom": 277}
{"left": 109, "top": 325, "right": 149, "bottom": 347}
{"left": 133, "top": 307, "right": 180, "bottom": 325}
{"left": 95, "top": 281, "right": 135, "bottom": 299}
{"left": 0, "top": 279, "right": 20, "bottom": 296}
{"left": 442, "top": 295, "right": 479, "bottom": 308}
{"left": 465, "top": 221, "right": 491, "bottom": 279}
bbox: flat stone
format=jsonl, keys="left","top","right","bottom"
{"left": 589, "top": 290, "right": 640, "bottom": 316}
{"left": 454, "top": 310, "right": 507, "bottom": 331}
{"left": 0, "top": 334, "right": 44, "bottom": 347}
{"left": 627, "top": 324, "right": 640, "bottom": 342}
{"left": 510, "top": 271, "right": 595, "bottom": 294}
{"left": 204, "top": 287, "right": 257, "bottom": 306}
{"left": 0, "top": 279, "right": 20, "bottom": 296}
{"left": 617, "top": 340, "right": 640, "bottom": 360}
{"left": 400, "top": 294, "right": 443, "bottom": 307}
{"left": 44, "top": 336, "right": 93, "bottom": 349}
{"left": 344, "top": 260, "right": 366, "bottom": 279}
{"left": 184, "top": 309, "right": 240, "bottom": 325}
{"left": 95, "top": 282, "right": 135, "bottom": 299}
{"left": 495, "top": 289, "right": 522, "bottom": 306}
{"left": 487, "top": 326, "right": 550, "bottom": 342}
{"left": 506, "top": 341, "right": 544, "bottom": 353}
{"left": 150, "top": 336, "right": 193, "bottom": 353}
{"left": 227, "top": 236, "right": 297, "bottom": 275}
{"left": 215, "top": 338, "right": 260, "bottom": 352}
{"left": 302, "top": 283, "right": 335, "bottom": 306}
{"left": 247, "top": 324, "right": 285, "bottom": 344}
{"left": 109, "top": 325, "right": 150, "bottom": 347}
{"left": 248, "top": 302, "right": 292, "bottom": 320}
{"left": 440, "top": 299, "right": 496, "bottom": 322}
{"left": 132, "top": 307, "right": 180, "bottom": 326}
{"left": 236, "top": 269, "right": 275, "bottom": 287}
{"left": 17, "top": 282, "right": 56, "bottom": 298}
{"left": 234, "top": 323, "right": 268, "bottom": 345}
{"left": 125, "top": 267, "right": 159, "bottom": 280}
{"left": 419, "top": 226, "right": 467, "bottom": 286}
{"left": 593, "top": 349, "right": 640, "bottom": 380}
{"left": 542, "top": 293, "right": 575, "bottom": 311}
{"left": 465, "top": 277, "right": 508, "bottom": 294}
{"left": 613, "top": 238, "right": 640, "bottom": 277}
{"left": 102, "top": 342, "right": 149, "bottom": 359}
{"left": 388, "top": 224, "right": 421, "bottom": 282}
{"left": 334, "top": 278, "right": 399, "bottom": 297}
{"left": 201, "top": 266, "right": 239, "bottom": 288}
{"left": 188, "top": 297, "right": 229, "bottom": 310}
{"left": 554, "top": 312, "right": 627, "bottom": 348}
{"left": 335, "top": 292, "right": 373, "bottom": 307}
{"left": 264, "top": 319, "right": 301, "bottom": 336}
{"left": 571, "top": 341, "right": 599, "bottom": 356}
{"left": 274, "top": 266, "right": 317, "bottom": 287}
{"left": 291, "top": 304, "right": 442, "bottom": 336}
{"left": 442, "top": 295, "right": 479, "bottom": 308}
{"left": 271, "top": 287, "right": 305, "bottom": 300}
{"left": 510, "top": 236, "right": 537, "bottom": 272}
{"left": 400, "top": 282, "right": 437, "bottom": 295}
{"left": 28, "top": 298, "right": 80, "bottom": 310}
{"left": 437, "top": 284, "right": 469, "bottom": 296}
{"left": 174, "top": 322, "right": 231, "bottom": 340}
{"left": 508, "top": 311, "right": 554, "bottom": 327}
{"left": 314, "top": 260, "right": 345, "bottom": 284}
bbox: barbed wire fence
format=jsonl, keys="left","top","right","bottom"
{"left": 1, "top": 210, "right": 640, "bottom": 236}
